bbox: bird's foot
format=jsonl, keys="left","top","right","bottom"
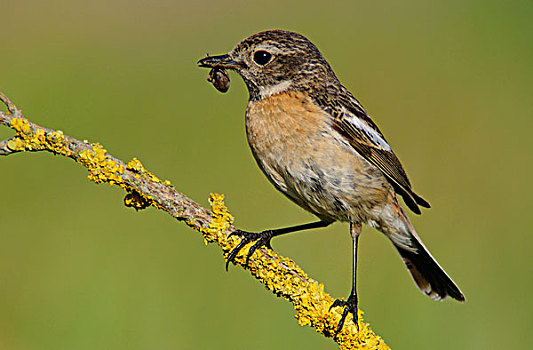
{"left": 329, "top": 290, "right": 359, "bottom": 336}
{"left": 225, "top": 229, "right": 274, "bottom": 270}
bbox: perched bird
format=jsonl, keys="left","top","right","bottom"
{"left": 197, "top": 30, "right": 465, "bottom": 334}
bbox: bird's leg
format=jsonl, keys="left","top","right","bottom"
{"left": 330, "top": 222, "right": 362, "bottom": 336}
{"left": 225, "top": 220, "right": 331, "bottom": 270}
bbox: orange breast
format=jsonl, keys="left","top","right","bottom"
{"left": 245, "top": 91, "right": 328, "bottom": 158}
{"left": 244, "top": 91, "right": 389, "bottom": 222}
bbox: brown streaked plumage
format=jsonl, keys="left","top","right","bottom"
{"left": 198, "top": 29, "right": 464, "bottom": 335}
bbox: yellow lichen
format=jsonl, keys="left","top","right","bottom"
{"left": 126, "top": 157, "right": 145, "bottom": 172}
{"left": 187, "top": 193, "right": 389, "bottom": 349}
{"left": 10, "top": 117, "right": 31, "bottom": 135}
{"left": 8, "top": 117, "right": 71, "bottom": 155}
{"left": 3, "top": 115, "right": 388, "bottom": 348}
{"left": 126, "top": 157, "right": 163, "bottom": 184}
{"left": 185, "top": 193, "right": 234, "bottom": 246}
{"left": 124, "top": 190, "right": 151, "bottom": 210}
{"left": 7, "top": 137, "right": 25, "bottom": 151}
{"left": 78, "top": 144, "right": 124, "bottom": 185}
{"left": 6, "top": 118, "right": 160, "bottom": 211}
{"left": 207, "top": 193, "right": 235, "bottom": 245}
{"left": 76, "top": 144, "right": 160, "bottom": 210}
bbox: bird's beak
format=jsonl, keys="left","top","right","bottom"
{"left": 197, "top": 54, "right": 241, "bottom": 69}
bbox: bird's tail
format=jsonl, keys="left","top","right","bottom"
{"left": 390, "top": 209, "right": 465, "bottom": 302}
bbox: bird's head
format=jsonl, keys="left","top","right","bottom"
{"left": 198, "top": 30, "right": 338, "bottom": 100}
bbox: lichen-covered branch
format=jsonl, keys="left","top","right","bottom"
{"left": 0, "top": 93, "right": 389, "bottom": 350}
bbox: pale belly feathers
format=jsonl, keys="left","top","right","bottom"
{"left": 245, "top": 92, "right": 391, "bottom": 223}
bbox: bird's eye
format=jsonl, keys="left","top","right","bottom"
{"left": 253, "top": 50, "right": 272, "bottom": 66}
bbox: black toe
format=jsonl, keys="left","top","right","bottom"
{"left": 330, "top": 291, "right": 359, "bottom": 336}
{"left": 225, "top": 230, "right": 274, "bottom": 270}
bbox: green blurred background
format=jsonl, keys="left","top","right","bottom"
{"left": 1, "top": 0, "right": 531, "bottom": 349}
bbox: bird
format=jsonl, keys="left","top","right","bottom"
{"left": 197, "top": 30, "right": 465, "bottom": 335}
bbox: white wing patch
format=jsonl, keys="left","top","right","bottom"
{"left": 341, "top": 107, "right": 391, "bottom": 151}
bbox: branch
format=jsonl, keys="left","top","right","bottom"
{"left": 0, "top": 93, "right": 390, "bottom": 350}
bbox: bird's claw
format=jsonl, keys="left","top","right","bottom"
{"left": 225, "top": 229, "right": 274, "bottom": 270}
{"left": 329, "top": 292, "right": 359, "bottom": 337}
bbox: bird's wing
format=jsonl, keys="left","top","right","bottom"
{"left": 319, "top": 90, "right": 430, "bottom": 214}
